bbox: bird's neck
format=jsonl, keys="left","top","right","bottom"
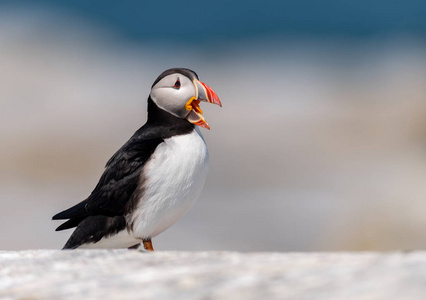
{"left": 146, "top": 97, "right": 194, "bottom": 131}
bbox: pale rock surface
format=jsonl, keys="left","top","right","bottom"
{"left": 1, "top": 250, "right": 425, "bottom": 299}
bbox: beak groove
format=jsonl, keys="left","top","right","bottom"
{"left": 197, "top": 80, "right": 222, "bottom": 107}
{"left": 185, "top": 79, "right": 221, "bottom": 130}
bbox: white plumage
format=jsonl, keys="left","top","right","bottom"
{"left": 130, "top": 127, "right": 209, "bottom": 238}
{"left": 54, "top": 68, "right": 220, "bottom": 250}
{"left": 79, "top": 127, "right": 209, "bottom": 248}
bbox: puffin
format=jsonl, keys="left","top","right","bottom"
{"left": 52, "top": 68, "right": 221, "bottom": 251}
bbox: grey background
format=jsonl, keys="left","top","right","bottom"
{"left": 1, "top": 2, "right": 426, "bottom": 251}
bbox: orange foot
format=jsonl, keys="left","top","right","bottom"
{"left": 143, "top": 238, "right": 154, "bottom": 251}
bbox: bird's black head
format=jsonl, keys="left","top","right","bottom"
{"left": 151, "top": 68, "right": 199, "bottom": 88}
{"left": 149, "top": 68, "right": 221, "bottom": 130}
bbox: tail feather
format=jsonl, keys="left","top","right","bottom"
{"left": 54, "top": 201, "right": 132, "bottom": 249}
{"left": 55, "top": 216, "right": 87, "bottom": 231}
{"left": 52, "top": 200, "right": 88, "bottom": 220}
{"left": 62, "top": 215, "right": 127, "bottom": 249}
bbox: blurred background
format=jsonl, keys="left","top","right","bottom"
{"left": 1, "top": 0, "right": 426, "bottom": 251}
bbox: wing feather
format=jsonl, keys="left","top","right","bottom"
{"left": 52, "top": 126, "right": 164, "bottom": 229}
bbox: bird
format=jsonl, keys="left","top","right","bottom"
{"left": 52, "top": 68, "right": 221, "bottom": 251}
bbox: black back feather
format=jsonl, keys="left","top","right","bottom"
{"left": 53, "top": 91, "right": 195, "bottom": 246}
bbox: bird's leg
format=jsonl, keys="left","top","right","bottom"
{"left": 143, "top": 238, "right": 154, "bottom": 251}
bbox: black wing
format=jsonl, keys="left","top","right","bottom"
{"left": 52, "top": 125, "right": 164, "bottom": 230}
{"left": 62, "top": 215, "right": 127, "bottom": 249}
{"left": 53, "top": 98, "right": 195, "bottom": 232}
{"left": 84, "top": 137, "right": 163, "bottom": 216}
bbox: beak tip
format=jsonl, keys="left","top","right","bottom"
{"left": 198, "top": 80, "right": 222, "bottom": 107}
{"left": 211, "top": 97, "right": 222, "bottom": 107}
{"left": 200, "top": 120, "right": 211, "bottom": 130}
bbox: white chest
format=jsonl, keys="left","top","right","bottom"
{"left": 130, "top": 128, "right": 209, "bottom": 238}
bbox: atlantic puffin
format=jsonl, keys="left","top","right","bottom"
{"left": 52, "top": 68, "right": 221, "bottom": 250}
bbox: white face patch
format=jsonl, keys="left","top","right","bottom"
{"left": 150, "top": 74, "right": 196, "bottom": 118}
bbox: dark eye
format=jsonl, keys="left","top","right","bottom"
{"left": 173, "top": 79, "right": 181, "bottom": 89}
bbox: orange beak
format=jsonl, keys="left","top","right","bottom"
{"left": 185, "top": 79, "right": 222, "bottom": 130}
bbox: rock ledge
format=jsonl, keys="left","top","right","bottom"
{"left": 1, "top": 250, "right": 425, "bottom": 299}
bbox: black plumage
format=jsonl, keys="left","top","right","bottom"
{"left": 62, "top": 215, "right": 127, "bottom": 249}
{"left": 151, "top": 68, "right": 198, "bottom": 88}
{"left": 53, "top": 97, "right": 194, "bottom": 248}
{"left": 52, "top": 68, "right": 211, "bottom": 250}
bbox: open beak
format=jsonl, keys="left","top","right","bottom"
{"left": 185, "top": 79, "right": 222, "bottom": 130}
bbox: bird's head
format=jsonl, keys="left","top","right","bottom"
{"left": 150, "top": 68, "right": 222, "bottom": 129}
